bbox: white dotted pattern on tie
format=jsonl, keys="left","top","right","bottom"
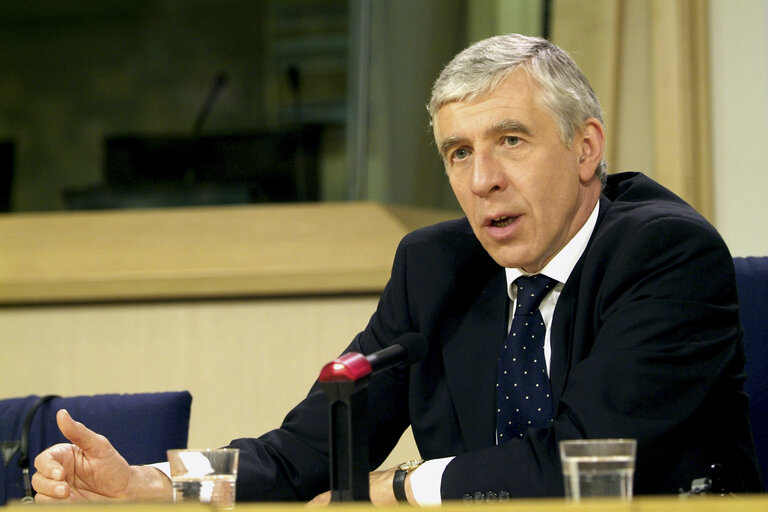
{"left": 496, "top": 274, "right": 557, "bottom": 442}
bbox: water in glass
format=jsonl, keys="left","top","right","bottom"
{"left": 562, "top": 454, "right": 634, "bottom": 500}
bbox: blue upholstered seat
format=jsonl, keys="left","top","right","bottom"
{"left": 733, "top": 256, "right": 768, "bottom": 490}
{"left": 0, "top": 391, "right": 191, "bottom": 504}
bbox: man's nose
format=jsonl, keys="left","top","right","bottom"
{"left": 470, "top": 152, "right": 507, "bottom": 197}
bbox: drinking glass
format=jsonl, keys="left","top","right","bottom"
{"left": 167, "top": 448, "right": 239, "bottom": 509}
{"left": 559, "top": 439, "right": 636, "bottom": 501}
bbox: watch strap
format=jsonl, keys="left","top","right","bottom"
{"left": 393, "top": 468, "right": 409, "bottom": 502}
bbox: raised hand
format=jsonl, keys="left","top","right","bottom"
{"left": 32, "top": 409, "right": 171, "bottom": 503}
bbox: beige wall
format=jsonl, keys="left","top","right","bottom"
{"left": 709, "top": 0, "right": 768, "bottom": 257}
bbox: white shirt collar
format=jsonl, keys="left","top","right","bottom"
{"left": 505, "top": 201, "right": 600, "bottom": 296}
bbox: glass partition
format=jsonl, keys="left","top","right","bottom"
{"left": 0, "top": 0, "right": 544, "bottom": 213}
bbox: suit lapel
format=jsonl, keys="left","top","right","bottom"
{"left": 550, "top": 276, "right": 576, "bottom": 402}
{"left": 441, "top": 270, "right": 507, "bottom": 450}
{"left": 550, "top": 195, "right": 611, "bottom": 403}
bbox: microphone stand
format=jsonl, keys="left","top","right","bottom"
{"left": 317, "top": 335, "right": 426, "bottom": 503}
{"left": 318, "top": 353, "right": 373, "bottom": 502}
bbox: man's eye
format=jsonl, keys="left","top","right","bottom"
{"left": 504, "top": 136, "right": 520, "bottom": 146}
{"left": 453, "top": 148, "right": 470, "bottom": 160}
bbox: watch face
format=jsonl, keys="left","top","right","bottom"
{"left": 398, "top": 459, "right": 424, "bottom": 472}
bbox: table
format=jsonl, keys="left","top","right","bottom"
{"left": 6, "top": 495, "right": 768, "bottom": 511}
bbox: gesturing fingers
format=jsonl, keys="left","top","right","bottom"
{"left": 32, "top": 445, "right": 72, "bottom": 501}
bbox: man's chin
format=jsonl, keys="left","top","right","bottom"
{"left": 474, "top": 233, "right": 538, "bottom": 270}
{"left": 480, "top": 246, "right": 545, "bottom": 273}
{"left": 484, "top": 248, "right": 529, "bottom": 270}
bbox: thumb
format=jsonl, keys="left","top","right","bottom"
{"left": 56, "top": 409, "right": 108, "bottom": 456}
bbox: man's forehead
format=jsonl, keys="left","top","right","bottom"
{"left": 432, "top": 72, "right": 544, "bottom": 132}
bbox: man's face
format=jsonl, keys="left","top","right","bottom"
{"left": 434, "top": 68, "right": 602, "bottom": 273}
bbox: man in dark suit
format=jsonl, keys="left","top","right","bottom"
{"left": 32, "top": 34, "right": 762, "bottom": 504}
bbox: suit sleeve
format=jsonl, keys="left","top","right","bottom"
{"left": 441, "top": 212, "right": 753, "bottom": 497}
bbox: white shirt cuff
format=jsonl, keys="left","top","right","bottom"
{"left": 408, "top": 457, "right": 454, "bottom": 506}
{"left": 147, "top": 461, "right": 172, "bottom": 480}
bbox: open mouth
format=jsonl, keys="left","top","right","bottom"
{"left": 490, "top": 215, "right": 518, "bottom": 228}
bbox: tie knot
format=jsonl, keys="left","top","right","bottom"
{"left": 514, "top": 275, "right": 557, "bottom": 316}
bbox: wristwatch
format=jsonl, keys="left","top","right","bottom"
{"left": 393, "top": 459, "right": 425, "bottom": 503}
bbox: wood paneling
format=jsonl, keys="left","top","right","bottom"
{"left": 0, "top": 202, "right": 458, "bottom": 303}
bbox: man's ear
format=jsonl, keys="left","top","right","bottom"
{"left": 576, "top": 118, "right": 605, "bottom": 182}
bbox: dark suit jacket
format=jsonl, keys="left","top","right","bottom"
{"left": 229, "top": 172, "right": 763, "bottom": 501}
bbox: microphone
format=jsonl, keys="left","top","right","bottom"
{"left": 366, "top": 333, "right": 427, "bottom": 374}
{"left": 318, "top": 333, "right": 427, "bottom": 383}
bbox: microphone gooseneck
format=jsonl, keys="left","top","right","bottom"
{"left": 366, "top": 332, "right": 427, "bottom": 375}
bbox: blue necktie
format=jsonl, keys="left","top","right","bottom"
{"left": 496, "top": 274, "right": 557, "bottom": 443}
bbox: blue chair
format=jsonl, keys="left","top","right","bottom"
{"left": 0, "top": 391, "right": 192, "bottom": 504}
{"left": 733, "top": 256, "right": 768, "bottom": 490}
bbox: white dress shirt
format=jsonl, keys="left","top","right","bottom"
{"left": 410, "top": 202, "right": 600, "bottom": 505}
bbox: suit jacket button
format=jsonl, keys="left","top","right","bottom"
{"left": 463, "top": 494, "right": 473, "bottom": 503}
{"left": 485, "top": 491, "right": 498, "bottom": 502}
{"left": 473, "top": 491, "right": 485, "bottom": 502}
{"left": 499, "top": 491, "right": 511, "bottom": 502}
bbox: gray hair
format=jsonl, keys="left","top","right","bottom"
{"left": 428, "top": 34, "right": 607, "bottom": 181}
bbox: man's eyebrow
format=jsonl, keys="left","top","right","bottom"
{"left": 438, "top": 135, "right": 467, "bottom": 157}
{"left": 487, "top": 118, "right": 534, "bottom": 137}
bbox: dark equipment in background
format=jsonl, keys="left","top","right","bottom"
{"left": 0, "top": 141, "right": 13, "bottom": 212}
{"left": 63, "top": 126, "right": 322, "bottom": 210}
{"left": 64, "top": 70, "right": 323, "bottom": 210}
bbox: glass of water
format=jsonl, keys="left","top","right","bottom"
{"left": 559, "top": 439, "right": 636, "bottom": 501}
{"left": 167, "top": 448, "right": 239, "bottom": 509}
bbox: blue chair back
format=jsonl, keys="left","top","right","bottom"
{"left": 733, "top": 256, "right": 768, "bottom": 490}
{"left": 0, "top": 391, "right": 191, "bottom": 504}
